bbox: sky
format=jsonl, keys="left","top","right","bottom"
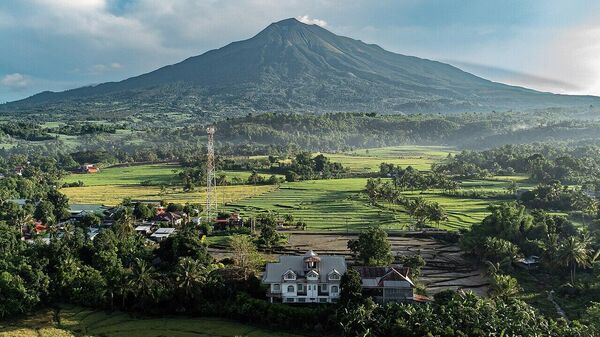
{"left": 1, "top": 0, "right": 600, "bottom": 103}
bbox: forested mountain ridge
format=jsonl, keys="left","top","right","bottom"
{"left": 3, "top": 18, "right": 599, "bottom": 117}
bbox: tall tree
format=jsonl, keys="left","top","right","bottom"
{"left": 558, "top": 236, "right": 591, "bottom": 283}
{"left": 348, "top": 226, "right": 394, "bottom": 266}
{"left": 229, "top": 235, "right": 263, "bottom": 279}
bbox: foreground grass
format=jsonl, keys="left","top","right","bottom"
{"left": 0, "top": 306, "right": 305, "bottom": 337}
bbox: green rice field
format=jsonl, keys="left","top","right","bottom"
{"left": 223, "top": 175, "right": 533, "bottom": 231}
{"left": 327, "top": 145, "right": 456, "bottom": 172}
{"left": 60, "top": 146, "right": 533, "bottom": 231}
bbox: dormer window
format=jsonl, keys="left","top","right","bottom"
{"left": 328, "top": 269, "right": 341, "bottom": 281}
{"left": 283, "top": 270, "right": 297, "bottom": 281}
{"left": 307, "top": 269, "right": 319, "bottom": 280}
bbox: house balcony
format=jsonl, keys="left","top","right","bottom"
{"left": 266, "top": 289, "right": 282, "bottom": 298}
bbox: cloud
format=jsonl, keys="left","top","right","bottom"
{"left": 296, "top": 15, "right": 327, "bottom": 27}
{"left": 448, "top": 60, "right": 583, "bottom": 94}
{"left": 538, "top": 18, "right": 600, "bottom": 96}
{"left": 1, "top": 73, "right": 30, "bottom": 91}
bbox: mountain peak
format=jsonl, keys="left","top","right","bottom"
{"left": 260, "top": 17, "right": 313, "bottom": 36}
{"left": 271, "top": 17, "right": 304, "bottom": 27}
{"left": 5, "top": 18, "right": 599, "bottom": 114}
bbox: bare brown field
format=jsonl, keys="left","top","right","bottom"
{"left": 209, "top": 232, "right": 489, "bottom": 296}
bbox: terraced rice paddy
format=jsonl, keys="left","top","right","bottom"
{"left": 0, "top": 306, "right": 303, "bottom": 337}
{"left": 223, "top": 175, "right": 532, "bottom": 231}
{"left": 224, "top": 178, "right": 398, "bottom": 231}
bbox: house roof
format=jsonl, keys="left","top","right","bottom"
{"left": 153, "top": 227, "right": 176, "bottom": 234}
{"left": 262, "top": 251, "right": 346, "bottom": 283}
{"left": 354, "top": 266, "right": 415, "bottom": 288}
{"left": 155, "top": 212, "right": 182, "bottom": 221}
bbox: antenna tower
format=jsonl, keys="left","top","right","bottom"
{"left": 205, "top": 126, "right": 217, "bottom": 223}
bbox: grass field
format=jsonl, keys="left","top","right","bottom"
{"left": 0, "top": 306, "right": 304, "bottom": 337}
{"left": 326, "top": 145, "right": 456, "bottom": 172}
{"left": 63, "top": 163, "right": 283, "bottom": 187}
{"left": 61, "top": 163, "right": 283, "bottom": 205}
{"left": 63, "top": 163, "right": 183, "bottom": 186}
{"left": 62, "top": 184, "right": 276, "bottom": 206}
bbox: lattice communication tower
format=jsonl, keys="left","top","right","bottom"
{"left": 205, "top": 126, "right": 217, "bottom": 223}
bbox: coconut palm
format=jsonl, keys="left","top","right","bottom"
{"left": 427, "top": 202, "right": 448, "bottom": 229}
{"left": 558, "top": 236, "right": 592, "bottom": 284}
{"left": 127, "top": 258, "right": 159, "bottom": 311}
{"left": 114, "top": 207, "right": 135, "bottom": 240}
{"left": 174, "top": 257, "right": 208, "bottom": 300}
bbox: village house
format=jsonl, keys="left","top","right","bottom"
{"left": 355, "top": 266, "right": 416, "bottom": 303}
{"left": 134, "top": 224, "right": 156, "bottom": 236}
{"left": 150, "top": 227, "right": 176, "bottom": 242}
{"left": 154, "top": 212, "right": 183, "bottom": 226}
{"left": 515, "top": 255, "right": 540, "bottom": 270}
{"left": 214, "top": 212, "right": 244, "bottom": 230}
{"left": 79, "top": 164, "right": 99, "bottom": 173}
{"left": 262, "top": 250, "right": 346, "bottom": 304}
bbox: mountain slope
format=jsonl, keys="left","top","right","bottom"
{"left": 4, "top": 18, "right": 599, "bottom": 115}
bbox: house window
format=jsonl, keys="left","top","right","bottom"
{"left": 273, "top": 284, "right": 280, "bottom": 291}
{"left": 331, "top": 286, "right": 339, "bottom": 293}
{"left": 287, "top": 285, "right": 295, "bottom": 293}
{"left": 319, "top": 298, "right": 327, "bottom": 303}
{"left": 298, "top": 298, "right": 306, "bottom": 303}
{"left": 329, "top": 273, "right": 340, "bottom": 280}
{"left": 320, "top": 284, "right": 327, "bottom": 292}
{"left": 298, "top": 284, "right": 304, "bottom": 292}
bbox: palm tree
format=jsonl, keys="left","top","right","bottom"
{"left": 558, "top": 236, "right": 592, "bottom": 284}
{"left": 174, "top": 257, "right": 208, "bottom": 300}
{"left": 427, "top": 202, "right": 448, "bottom": 229}
{"left": 114, "top": 207, "right": 135, "bottom": 240}
{"left": 127, "top": 258, "right": 159, "bottom": 311}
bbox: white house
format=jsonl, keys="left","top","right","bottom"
{"left": 262, "top": 250, "right": 346, "bottom": 304}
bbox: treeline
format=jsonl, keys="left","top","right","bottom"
{"left": 0, "top": 122, "right": 55, "bottom": 141}
{"left": 365, "top": 178, "right": 448, "bottom": 228}
{"left": 433, "top": 143, "right": 600, "bottom": 184}
{"left": 55, "top": 122, "right": 117, "bottom": 135}
{"left": 212, "top": 112, "right": 600, "bottom": 151}
{"left": 177, "top": 152, "right": 346, "bottom": 190}
{"left": 379, "top": 163, "right": 459, "bottom": 191}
